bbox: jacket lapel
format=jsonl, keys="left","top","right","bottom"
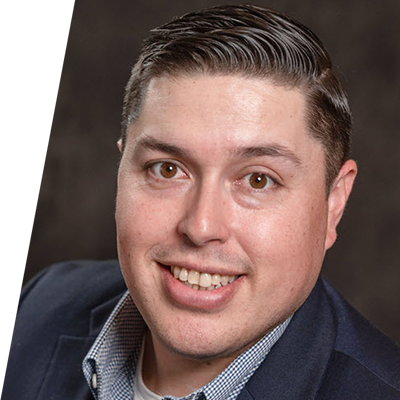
{"left": 36, "top": 292, "right": 125, "bottom": 400}
{"left": 237, "top": 278, "right": 336, "bottom": 400}
{"left": 36, "top": 335, "right": 96, "bottom": 400}
{"left": 89, "top": 292, "right": 127, "bottom": 336}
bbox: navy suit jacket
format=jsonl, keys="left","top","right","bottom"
{"left": 2, "top": 260, "right": 400, "bottom": 399}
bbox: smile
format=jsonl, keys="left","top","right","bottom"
{"left": 170, "top": 266, "right": 238, "bottom": 291}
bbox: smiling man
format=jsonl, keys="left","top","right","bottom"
{"left": 3, "top": 4, "right": 400, "bottom": 400}
{"left": 117, "top": 75, "right": 338, "bottom": 376}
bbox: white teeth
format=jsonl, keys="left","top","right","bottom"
{"left": 188, "top": 270, "right": 200, "bottom": 285}
{"left": 220, "top": 275, "right": 229, "bottom": 286}
{"left": 179, "top": 268, "right": 188, "bottom": 282}
{"left": 170, "top": 265, "right": 238, "bottom": 291}
{"left": 199, "top": 273, "right": 211, "bottom": 288}
{"left": 211, "top": 274, "right": 221, "bottom": 285}
{"left": 173, "top": 266, "right": 180, "bottom": 279}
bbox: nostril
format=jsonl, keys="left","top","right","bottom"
{"left": 176, "top": 186, "right": 231, "bottom": 246}
{"left": 178, "top": 215, "right": 230, "bottom": 246}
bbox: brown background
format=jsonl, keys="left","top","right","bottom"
{"left": 25, "top": 0, "right": 400, "bottom": 344}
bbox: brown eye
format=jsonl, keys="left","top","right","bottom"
{"left": 249, "top": 173, "right": 268, "bottom": 189}
{"left": 159, "top": 162, "right": 178, "bottom": 178}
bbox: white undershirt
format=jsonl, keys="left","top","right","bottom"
{"left": 133, "top": 338, "right": 163, "bottom": 400}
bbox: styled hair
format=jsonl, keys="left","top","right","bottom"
{"left": 121, "top": 4, "right": 352, "bottom": 192}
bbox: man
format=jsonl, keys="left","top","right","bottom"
{"left": 2, "top": 4, "right": 400, "bottom": 400}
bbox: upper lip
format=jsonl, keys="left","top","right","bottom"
{"left": 157, "top": 260, "right": 242, "bottom": 276}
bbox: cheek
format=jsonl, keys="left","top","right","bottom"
{"left": 115, "top": 188, "right": 170, "bottom": 297}
{"left": 116, "top": 185, "right": 181, "bottom": 256}
{"left": 236, "top": 198, "right": 328, "bottom": 277}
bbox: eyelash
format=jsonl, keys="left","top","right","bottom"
{"left": 145, "top": 161, "right": 188, "bottom": 180}
{"left": 237, "top": 173, "right": 277, "bottom": 191}
{"left": 144, "top": 161, "right": 279, "bottom": 191}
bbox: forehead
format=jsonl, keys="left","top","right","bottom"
{"left": 129, "top": 74, "right": 322, "bottom": 163}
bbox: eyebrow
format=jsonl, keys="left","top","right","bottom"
{"left": 231, "top": 144, "right": 302, "bottom": 167}
{"left": 133, "top": 136, "right": 189, "bottom": 159}
{"left": 133, "top": 136, "right": 302, "bottom": 167}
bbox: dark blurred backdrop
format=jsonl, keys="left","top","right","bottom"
{"left": 24, "top": 0, "right": 400, "bottom": 343}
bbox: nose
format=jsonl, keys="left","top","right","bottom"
{"left": 177, "top": 182, "right": 231, "bottom": 246}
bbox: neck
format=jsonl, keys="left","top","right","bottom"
{"left": 141, "top": 330, "right": 236, "bottom": 397}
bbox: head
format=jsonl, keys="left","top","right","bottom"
{"left": 115, "top": 4, "right": 357, "bottom": 365}
{"left": 121, "top": 4, "right": 352, "bottom": 193}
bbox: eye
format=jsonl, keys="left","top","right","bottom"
{"left": 159, "top": 162, "right": 178, "bottom": 178}
{"left": 149, "top": 161, "right": 187, "bottom": 179}
{"left": 246, "top": 173, "right": 274, "bottom": 189}
{"left": 249, "top": 173, "right": 268, "bottom": 189}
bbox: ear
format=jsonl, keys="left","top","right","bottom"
{"left": 117, "top": 139, "right": 123, "bottom": 153}
{"left": 325, "top": 159, "right": 357, "bottom": 250}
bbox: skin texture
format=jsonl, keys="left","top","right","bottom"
{"left": 116, "top": 74, "right": 357, "bottom": 396}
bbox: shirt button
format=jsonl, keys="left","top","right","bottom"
{"left": 92, "top": 373, "right": 97, "bottom": 389}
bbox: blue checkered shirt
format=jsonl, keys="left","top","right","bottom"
{"left": 83, "top": 291, "right": 291, "bottom": 400}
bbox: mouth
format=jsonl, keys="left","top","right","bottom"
{"left": 170, "top": 266, "right": 239, "bottom": 291}
{"left": 158, "top": 262, "right": 243, "bottom": 310}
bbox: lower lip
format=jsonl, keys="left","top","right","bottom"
{"left": 159, "top": 264, "right": 242, "bottom": 311}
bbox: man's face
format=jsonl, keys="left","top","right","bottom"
{"left": 116, "top": 74, "right": 335, "bottom": 360}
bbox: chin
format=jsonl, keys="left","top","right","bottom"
{"left": 148, "top": 313, "right": 267, "bottom": 363}
{"left": 156, "top": 332, "right": 244, "bottom": 362}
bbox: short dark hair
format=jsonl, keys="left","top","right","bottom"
{"left": 121, "top": 4, "right": 352, "bottom": 192}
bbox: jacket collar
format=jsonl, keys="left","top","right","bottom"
{"left": 37, "top": 291, "right": 128, "bottom": 400}
{"left": 89, "top": 291, "right": 128, "bottom": 336}
{"left": 237, "top": 278, "right": 336, "bottom": 400}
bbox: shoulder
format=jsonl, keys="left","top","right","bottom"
{"left": 320, "top": 279, "right": 400, "bottom": 398}
{"left": 18, "top": 259, "right": 127, "bottom": 336}
{"left": 4, "top": 260, "right": 126, "bottom": 399}
{"left": 22, "top": 258, "right": 124, "bottom": 294}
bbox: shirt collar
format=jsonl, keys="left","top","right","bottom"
{"left": 83, "top": 291, "right": 145, "bottom": 399}
{"left": 200, "top": 315, "right": 291, "bottom": 400}
{"left": 83, "top": 291, "right": 291, "bottom": 400}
